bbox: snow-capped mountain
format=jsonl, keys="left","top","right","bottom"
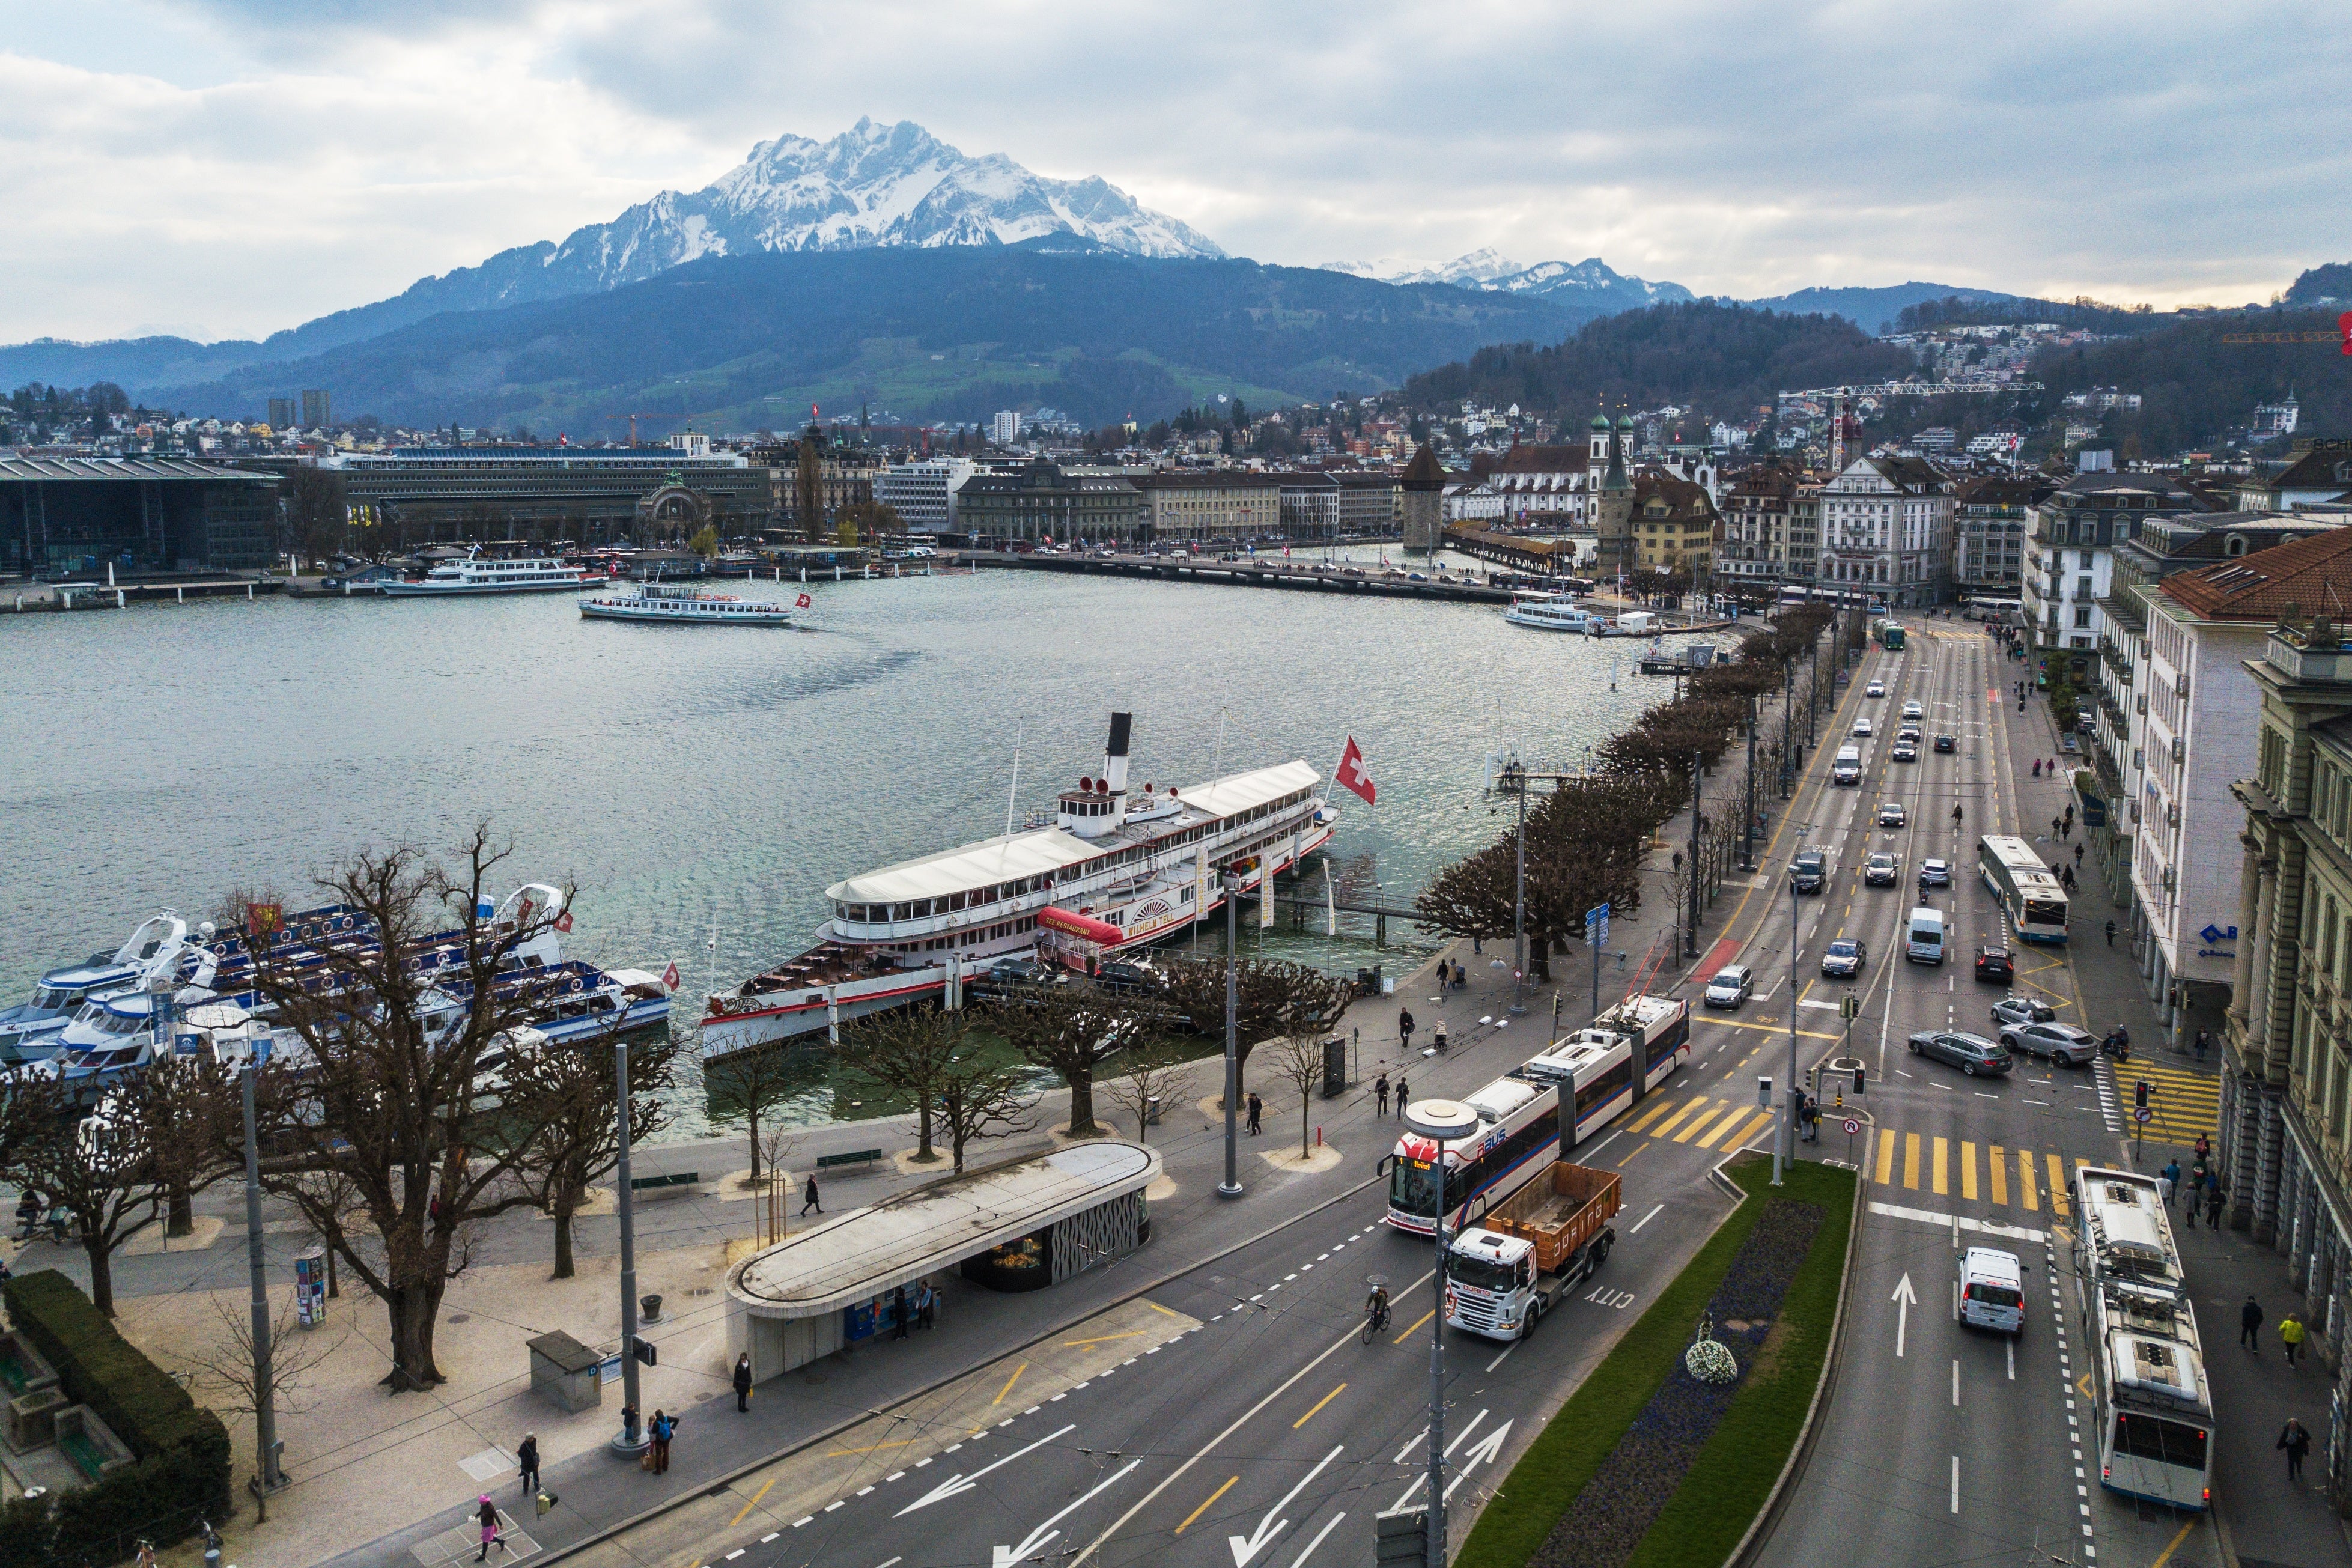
{"left": 258, "top": 119, "right": 1224, "bottom": 359}
{"left": 1320, "top": 251, "right": 1693, "bottom": 314}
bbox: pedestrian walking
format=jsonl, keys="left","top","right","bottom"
{"left": 2194, "top": 1132, "right": 2212, "bottom": 1163}
{"left": 919, "top": 1281, "right": 937, "bottom": 1330}
{"left": 1394, "top": 1075, "right": 1408, "bottom": 1114}
{"left": 2161, "top": 1157, "right": 2181, "bottom": 1191}
{"left": 2193, "top": 1029, "right": 2210, "bottom": 1063}
{"left": 2183, "top": 1187, "right": 2198, "bottom": 1228}
{"left": 1471, "top": 934, "right": 1482, "bottom": 954}
{"left": 1375, "top": 1073, "right": 1390, "bottom": 1116}
{"left": 2280, "top": 1417, "right": 2313, "bottom": 1482}
{"left": 475, "top": 1497, "right": 502, "bottom": 1561}
{"left": 2205, "top": 1185, "right": 2225, "bottom": 1229}
{"left": 732, "top": 1354, "right": 753, "bottom": 1412}
{"left": 2032, "top": 759, "right": 2041, "bottom": 779}
{"left": 892, "top": 1284, "right": 910, "bottom": 1340}
{"left": 800, "top": 1174, "right": 821, "bottom": 1215}
{"left": 517, "top": 1432, "right": 539, "bottom": 1494}
{"left": 2156, "top": 1171, "right": 2175, "bottom": 1209}
{"left": 1453, "top": 962, "right": 1466, "bottom": 989}
{"left": 1246, "top": 1092, "right": 1263, "bottom": 1135}
{"left": 649, "top": 1411, "right": 674, "bottom": 1474}
{"left": 2073, "top": 843, "right": 2084, "bottom": 868}
{"left": 2243, "top": 1294, "right": 2265, "bottom": 1351}
{"left": 2283, "top": 1311, "right": 2306, "bottom": 1367}
{"left": 2105, "top": 920, "right": 2116, "bottom": 947}
{"left": 2051, "top": 815, "right": 2062, "bottom": 839}
{"left": 1398, "top": 1008, "right": 1415, "bottom": 1051}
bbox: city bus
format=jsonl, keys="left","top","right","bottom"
{"left": 1977, "top": 834, "right": 2070, "bottom": 943}
{"left": 1874, "top": 619, "right": 1907, "bottom": 651}
{"left": 2074, "top": 1167, "right": 2212, "bottom": 1510}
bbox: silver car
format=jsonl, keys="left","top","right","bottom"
{"left": 1989, "top": 997, "right": 2056, "bottom": 1029}
{"left": 2001, "top": 1019, "right": 2098, "bottom": 1068}
{"left": 1703, "top": 965, "right": 1754, "bottom": 1009}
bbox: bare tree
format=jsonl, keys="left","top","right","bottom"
{"left": 1099, "top": 1042, "right": 1198, "bottom": 1146}
{"left": 840, "top": 1006, "right": 1037, "bottom": 1173}
{"left": 831, "top": 1004, "right": 961, "bottom": 1164}
{"left": 491, "top": 1026, "right": 678, "bottom": 1279}
{"left": 1155, "top": 959, "right": 1353, "bottom": 1101}
{"left": 169, "top": 1293, "right": 347, "bottom": 1418}
{"left": 241, "top": 827, "right": 585, "bottom": 1390}
{"left": 984, "top": 988, "right": 1147, "bottom": 1137}
{"left": 705, "top": 1042, "right": 810, "bottom": 1186}
{"left": 1259, "top": 1033, "right": 1329, "bottom": 1158}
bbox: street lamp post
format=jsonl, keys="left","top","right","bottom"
{"left": 240, "top": 1057, "right": 283, "bottom": 1497}
{"left": 1508, "top": 761, "right": 1528, "bottom": 1016}
{"left": 1686, "top": 749, "right": 1703, "bottom": 958}
{"left": 611, "top": 1036, "right": 648, "bottom": 1453}
{"left": 1740, "top": 694, "right": 1758, "bottom": 872}
{"left": 1219, "top": 871, "right": 1244, "bottom": 1199}
{"left": 1405, "top": 1098, "right": 1478, "bottom": 1568}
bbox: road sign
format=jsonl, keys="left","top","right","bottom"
{"left": 2136, "top": 1106, "right": 2153, "bottom": 1124}
{"left": 1586, "top": 902, "right": 1609, "bottom": 948}
{"left": 1843, "top": 1119, "right": 1860, "bottom": 1135}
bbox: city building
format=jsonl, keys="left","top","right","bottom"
{"left": 989, "top": 410, "right": 1021, "bottom": 446}
{"left": 2022, "top": 471, "right": 2210, "bottom": 666}
{"left": 2218, "top": 550, "right": 2352, "bottom": 1456}
{"left": 318, "top": 445, "right": 771, "bottom": 542}
{"left": 1441, "top": 479, "right": 1504, "bottom": 523}
{"left": 1274, "top": 472, "right": 1341, "bottom": 541}
{"left": 1329, "top": 471, "right": 1400, "bottom": 536}
{"left": 2237, "top": 439, "right": 2352, "bottom": 512}
{"left": 1627, "top": 472, "right": 1721, "bottom": 585}
{"left": 1, "top": 455, "right": 281, "bottom": 573}
{"left": 874, "top": 457, "right": 979, "bottom": 536}
{"left": 1951, "top": 475, "right": 2043, "bottom": 595}
{"left": 1134, "top": 472, "right": 1281, "bottom": 542}
{"left": 954, "top": 460, "right": 1146, "bottom": 545}
{"left": 744, "top": 437, "right": 880, "bottom": 531}
{"left": 1719, "top": 461, "right": 1800, "bottom": 588}
{"left": 1815, "top": 455, "right": 1954, "bottom": 607}
{"left": 267, "top": 398, "right": 296, "bottom": 430}
{"left": 301, "top": 389, "right": 330, "bottom": 427}
{"left": 1488, "top": 442, "right": 1587, "bottom": 525}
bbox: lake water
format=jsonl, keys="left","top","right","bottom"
{"left": 0, "top": 560, "right": 1658, "bottom": 1138}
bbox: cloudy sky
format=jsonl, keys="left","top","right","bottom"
{"left": 3, "top": 0, "right": 2344, "bottom": 344}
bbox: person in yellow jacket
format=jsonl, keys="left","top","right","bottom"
{"left": 2281, "top": 1311, "right": 2307, "bottom": 1368}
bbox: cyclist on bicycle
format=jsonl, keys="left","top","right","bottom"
{"left": 1366, "top": 1283, "right": 1390, "bottom": 1330}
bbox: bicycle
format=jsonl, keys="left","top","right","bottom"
{"left": 1361, "top": 1302, "right": 1391, "bottom": 1345}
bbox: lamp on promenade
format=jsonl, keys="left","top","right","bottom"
{"left": 1403, "top": 1098, "right": 1478, "bottom": 1568}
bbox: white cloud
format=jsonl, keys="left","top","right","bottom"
{"left": 2, "top": 0, "right": 2346, "bottom": 343}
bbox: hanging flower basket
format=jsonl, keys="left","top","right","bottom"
{"left": 1685, "top": 1338, "right": 1739, "bottom": 1384}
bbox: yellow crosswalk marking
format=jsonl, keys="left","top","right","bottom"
{"left": 1961, "top": 1141, "right": 1978, "bottom": 1202}
{"left": 1727, "top": 1108, "right": 1776, "bottom": 1147}
{"left": 1674, "top": 1105, "right": 1727, "bottom": 1144}
{"left": 1875, "top": 1128, "right": 1895, "bottom": 1185}
{"left": 1647, "top": 1096, "right": 1710, "bottom": 1140}
{"left": 2018, "top": 1149, "right": 2038, "bottom": 1211}
{"left": 1626, "top": 1095, "right": 1687, "bottom": 1136}
{"left": 2047, "top": 1153, "right": 2071, "bottom": 1217}
{"left": 2118, "top": 1060, "right": 2223, "bottom": 1148}
{"left": 1904, "top": 1133, "right": 1921, "bottom": 1191}
{"left": 1933, "top": 1137, "right": 1949, "bottom": 1197}
{"left": 1695, "top": 1105, "right": 1751, "bottom": 1150}
{"left": 1990, "top": 1145, "right": 2008, "bottom": 1205}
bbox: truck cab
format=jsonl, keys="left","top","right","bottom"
{"left": 1442, "top": 1162, "right": 1620, "bottom": 1343}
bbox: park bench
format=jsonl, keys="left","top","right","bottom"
{"left": 629, "top": 1170, "right": 700, "bottom": 1198}
{"left": 815, "top": 1149, "right": 886, "bottom": 1173}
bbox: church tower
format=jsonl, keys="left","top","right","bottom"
{"left": 1594, "top": 413, "right": 1636, "bottom": 579}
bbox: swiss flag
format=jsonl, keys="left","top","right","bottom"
{"left": 553, "top": 910, "right": 573, "bottom": 934}
{"left": 1336, "top": 737, "right": 1377, "bottom": 806}
{"left": 660, "top": 961, "right": 681, "bottom": 991}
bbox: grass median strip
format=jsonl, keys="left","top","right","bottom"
{"left": 1456, "top": 1156, "right": 1856, "bottom": 1568}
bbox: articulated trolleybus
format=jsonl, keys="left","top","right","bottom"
{"left": 1978, "top": 834, "right": 2070, "bottom": 944}
{"left": 2074, "top": 1166, "right": 2212, "bottom": 1509}
{"left": 1385, "top": 995, "right": 1689, "bottom": 1235}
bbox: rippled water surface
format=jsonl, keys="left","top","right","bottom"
{"left": 0, "top": 559, "right": 1662, "bottom": 1137}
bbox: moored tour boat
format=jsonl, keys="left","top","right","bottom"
{"left": 700, "top": 713, "right": 1342, "bottom": 1059}
{"left": 383, "top": 549, "right": 589, "bottom": 597}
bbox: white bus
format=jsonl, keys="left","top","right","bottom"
{"left": 1977, "top": 834, "right": 2069, "bottom": 944}
{"left": 1513, "top": 1007, "right": 1691, "bottom": 1144}
{"left": 2074, "top": 1167, "right": 2212, "bottom": 1510}
{"left": 1385, "top": 1074, "right": 1561, "bottom": 1237}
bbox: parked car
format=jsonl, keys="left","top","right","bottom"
{"left": 2001, "top": 1020, "right": 2099, "bottom": 1068}
{"left": 1907, "top": 1030, "right": 2013, "bottom": 1077}
{"left": 1990, "top": 997, "right": 2058, "bottom": 1029}
{"left": 1901, "top": 700, "right": 1924, "bottom": 720}
{"left": 1853, "top": 716, "right": 1874, "bottom": 736}
{"left": 1821, "top": 938, "right": 1867, "bottom": 977}
{"left": 1878, "top": 801, "right": 1907, "bottom": 827}
{"left": 1975, "top": 947, "right": 2015, "bottom": 982}
{"left": 1892, "top": 740, "right": 1918, "bottom": 762}
{"left": 1934, "top": 734, "right": 1957, "bottom": 753}
{"left": 1703, "top": 965, "right": 1754, "bottom": 1009}
{"left": 1864, "top": 852, "right": 1898, "bottom": 886}
{"left": 1919, "top": 858, "right": 1951, "bottom": 888}
{"left": 1866, "top": 680, "right": 1886, "bottom": 697}
{"left": 1093, "top": 959, "right": 1164, "bottom": 995}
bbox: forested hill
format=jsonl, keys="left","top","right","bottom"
{"left": 2030, "top": 307, "right": 2351, "bottom": 455}
{"left": 144, "top": 243, "right": 1596, "bottom": 430}
{"left": 1397, "top": 302, "right": 1913, "bottom": 425}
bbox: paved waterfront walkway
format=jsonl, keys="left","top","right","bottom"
{"left": 0, "top": 653, "right": 1784, "bottom": 1568}
{"left": 1995, "top": 627, "right": 2352, "bottom": 1566}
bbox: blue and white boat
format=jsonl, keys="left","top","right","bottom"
{"left": 0, "top": 913, "right": 193, "bottom": 1065}
{"left": 1501, "top": 592, "right": 1601, "bottom": 633}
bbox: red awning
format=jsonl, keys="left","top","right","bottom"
{"left": 1036, "top": 906, "right": 1123, "bottom": 943}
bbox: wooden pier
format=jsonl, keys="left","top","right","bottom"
{"left": 957, "top": 550, "right": 1512, "bottom": 604}
{"left": 5, "top": 576, "right": 286, "bottom": 612}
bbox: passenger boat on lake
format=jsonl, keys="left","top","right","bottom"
{"left": 579, "top": 580, "right": 795, "bottom": 625}
{"left": 383, "top": 548, "right": 589, "bottom": 597}
{"left": 699, "top": 713, "right": 1340, "bottom": 1059}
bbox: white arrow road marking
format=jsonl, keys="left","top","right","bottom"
{"left": 897, "top": 1423, "right": 1076, "bottom": 1515}
{"left": 1284, "top": 1512, "right": 1347, "bottom": 1568}
{"left": 1442, "top": 1420, "right": 1514, "bottom": 1503}
{"left": 1227, "top": 1445, "right": 1344, "bottom": 1568}
{"left": 992, "top": 1459, "right": 1140, "bottom": 1568}
{"left": 1387, "top": 1411, "right": 1492, "bottom": 1511}
{"left": 1891, "top": 1272, "right": 1917, "bottom": 1358}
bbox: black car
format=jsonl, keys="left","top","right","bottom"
{"left": 1093, "top": 960, "right": 1164, "bottom": 994}
{"left": 1907, "top": 1030, "right": 2013, "bottom": 1077}
{"left": 1975, "top": 947, "right": 2014, "bottom": 982}
{"left": 1791, "top": 852, "right": 1827, "bottom": 893}
{"left": 973, "top": 956, "right": 1069, "bottom": 992}
{"left": 1934, "top": 734, "right": 1956, "bottom": 753}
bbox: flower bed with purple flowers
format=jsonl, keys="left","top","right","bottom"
{"left": 1457, "top": 1158, "right": 1855, "bottom": 1568}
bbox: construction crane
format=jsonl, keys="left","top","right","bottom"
{"left": 2222, "top": 311, "right": 2351, "bottom": 351}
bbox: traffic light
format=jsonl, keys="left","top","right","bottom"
{"left": 1853, "top": 1066, "right": 1866, "bottom": 1095}
{"left": 2135, "top": 1080, "right": 2150, "bottom": 1110}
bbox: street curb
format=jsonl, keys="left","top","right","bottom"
{"left": 1719, "top": 1153, "right": 1866, "bottom": 1568}
{"left": 527, "top": 1167, "right": 1387, "bottom": 1567}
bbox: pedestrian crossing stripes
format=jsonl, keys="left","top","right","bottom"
{"left": 1868, "top": 1128, "right": 2092, "bottom": 1217}
{"left": 1618, "top": 1092, "right": 1777, "bottom": 1154}
{"left": 2100, "top": 1057, "right": 2222, "bottom": 1149}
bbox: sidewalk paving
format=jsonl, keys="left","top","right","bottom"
{"left": 1996, "top": 630, "right": 2352, "bottom": 1566}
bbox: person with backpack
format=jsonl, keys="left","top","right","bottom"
{"left": 732, "top": 1354, "right": 753, "bottom": 1412}
{"left": 1398, "top": 1008, "right": 1415, "bottom": 1052}
{"left": 2281, "top": 1417, "right": 2314, "bottom": 1481}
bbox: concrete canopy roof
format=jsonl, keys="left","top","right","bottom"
{"left": 727, "top": 1140, "right": 1162, "bottom": 1319}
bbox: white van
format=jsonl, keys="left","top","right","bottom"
{"left": 1959, "top": 1247, "right": 2024, "bottom": 1334}
{"left": 1906, "top": 907, "right": 1946, "bottom": 964}
{"left": 1832, "top": 746, "right": 1862, "bottom": 786}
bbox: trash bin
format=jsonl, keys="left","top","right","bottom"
{"left": 1145, "top": 1095, "right": 1162, "bottom": 1125}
